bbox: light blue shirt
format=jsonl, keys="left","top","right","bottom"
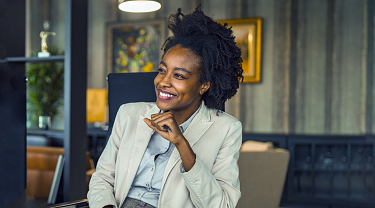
{"left": 127, "top": 107, "right": 200, "bottom": 207}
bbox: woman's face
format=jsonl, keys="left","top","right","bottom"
{"left": 154, "top": 45, "right": 210, "bottom": 115}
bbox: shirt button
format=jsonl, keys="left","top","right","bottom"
{"left": 146, "top": 183, "right": 150, "bottom": 187}
{"left": 151, "top": 167, "right": 154, "bottom": 171}
{"left": 138, "top": 193, "right": 141, "bottom": 197}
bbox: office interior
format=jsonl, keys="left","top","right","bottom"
{"left": 0, "top": 0, "right": 374, "bottom": 207}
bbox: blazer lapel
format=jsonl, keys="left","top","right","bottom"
{"left": 182, "top": 103, "right": 213, "bottom": 147}
{"left": 124, "top": 105, "right": 159, "bottom": 193}
{"left": 161, "top": 103, "right": 213, "bottom": 188}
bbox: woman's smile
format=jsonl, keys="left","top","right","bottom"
{"left": 158, "top": 89, "right": 176, "bottom": 100}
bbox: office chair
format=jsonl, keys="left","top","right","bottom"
{"left": 106, "top": 72, "right": 157, "bottom": 142}
{"left": 48, "top": 72, "right": 157, "bottom": 207}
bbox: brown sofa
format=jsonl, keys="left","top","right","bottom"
{"left": 26, "top": 146, "right": 95, "bottom": 200}
{"left": 237, "top": 141, "right": 290, "bottom": 208}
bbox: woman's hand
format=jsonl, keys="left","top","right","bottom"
{"left": 143, "top": 111, "right": 185, "bottom": 146}
{"left": 144, "top": 111, "right": 196, "bottom": 171}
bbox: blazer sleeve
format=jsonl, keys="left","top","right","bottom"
{"left": 181, "top": 119, "right": 242, "bottom": 208}
{"left": 87, "top": 105, "right": 126, "bottom": 208}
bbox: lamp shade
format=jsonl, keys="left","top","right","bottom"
{"left": 118, "top": 0, "right": 161, "bottom": 13}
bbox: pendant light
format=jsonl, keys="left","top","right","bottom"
{"left": 118, "top": 0, "right": 161, "bottom": 13}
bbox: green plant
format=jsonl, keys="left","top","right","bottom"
{"left": 26, "top": 46, "right": 64, "bottom": 127}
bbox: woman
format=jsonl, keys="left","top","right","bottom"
{"left": 88, "top": 6, "right": 243, "bottom": 208}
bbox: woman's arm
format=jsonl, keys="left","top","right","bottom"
{"left": 144, "top": 113, "right": 242, "bottom": 208}
{"left": 181, "top": 120, "right": 242, "bottom": 208}
{"left": 87, "top": 105, "right": 127, "bottom": 208}
{"left": 143, "top": 111, "right": 196, "bottom": 171}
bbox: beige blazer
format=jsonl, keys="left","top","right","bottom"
{"left": 87, "top": 102, "right": 242, "bottom": 208}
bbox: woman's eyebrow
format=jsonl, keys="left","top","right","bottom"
{"left": 160, "top": 61, "right": 167, "bottom": 67}
{"left": 160, "top": 61, "right": 192, "bottom": 75}
{"left": 174, "top": 67, "right": 192, "bottom": 75}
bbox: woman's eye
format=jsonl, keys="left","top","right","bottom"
{"left": 175, "top": 73, "right": 186, "bottom": 79}
{"left": 158, "top": 68, "right": 166, "bottom": 74}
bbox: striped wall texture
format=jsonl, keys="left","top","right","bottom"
{"left": 219, "top": 0, "right": 375, "bottom": 135}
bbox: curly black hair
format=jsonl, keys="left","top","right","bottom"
{"left": 162, "top": 5, "right": 243, "bottom": 111}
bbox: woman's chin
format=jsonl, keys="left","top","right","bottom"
{"left": 156, "top": 100, "right": 172, "bottom": 111}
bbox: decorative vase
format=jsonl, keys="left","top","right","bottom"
{"left": 39, "top": 115, "right": 51, "bottom": 130}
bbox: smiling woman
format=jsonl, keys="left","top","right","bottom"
{"left": 88, "top": 5, "right": 244, "bottom": 208}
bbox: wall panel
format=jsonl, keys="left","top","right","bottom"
{"left": 293, "top": 0, "right": 328, "bottom": 134}
{"left": 331, "top": 0, "right": 366, "bottom": 134}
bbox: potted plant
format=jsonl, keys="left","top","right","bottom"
{"left": 26, "top": 46, "right": 64, "bottom": 130}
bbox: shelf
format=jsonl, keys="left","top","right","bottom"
{"left": 6, "top": 55, "right": 65, "bottom": 63}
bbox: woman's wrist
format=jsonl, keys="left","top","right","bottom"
{"left": 173, "top": 134, "right": 187, "bottom": 147}
{"left": 175, "top": 137, "right": 196, "bottom": 171}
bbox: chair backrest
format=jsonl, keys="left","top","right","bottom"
{"left": 237, "top": 142, "right": 290, "bottom": 208}
{"left": 106, "top": 72, "right": 158, "bottom": 142}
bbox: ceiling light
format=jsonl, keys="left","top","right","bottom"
{"left": 118, "top": 0, "right": 161, "bottom": 13}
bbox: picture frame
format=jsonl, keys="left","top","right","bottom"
{"left": 217, "top": 18, "right": 262, "bottom": 83}
{"left": 107, "top": 20, "right": 165, "bottom": 74}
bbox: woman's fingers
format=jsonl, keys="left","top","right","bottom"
{"left": 150, "top": 111, "right": 173, "bottom": 121}
{"left": 144, "top": 112, "right": 185, "bottom": 145}
{"left": 143, "top": 117, "right": 168, "bottom": 132}
{"left": 152, "top": 116, "right": 174, "bottom": 132}
{"left": 144, "top": 116, "right": 174, "bottom": 133}
{"left": 150, "top": 112, "right": 176, "bottom": 131}
{"left": 143, "top": 118, "right": 157, "bottom": 130}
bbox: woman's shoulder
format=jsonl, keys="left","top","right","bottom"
{"left": 205, "top": 107, "right": 241, "bottom": 127}
{"left": 118, "top": 102, "right": 156, "bottom": 115}
{"left": 120, "top": 102, "right": 156, "bottom": 108}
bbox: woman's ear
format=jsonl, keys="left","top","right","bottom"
{"left": 200, "top": 81, "right": 211, "bottom": 95}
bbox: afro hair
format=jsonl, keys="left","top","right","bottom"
{"left": 162, "top": 5, "right": 244, "bottom": 111}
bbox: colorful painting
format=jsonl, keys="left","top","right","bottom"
{"left": 107, "top": 21, "right": 164, "bottom": 73}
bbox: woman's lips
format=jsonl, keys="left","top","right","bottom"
{"left": 158, "top": 89, "right": 176, "bottom": 100}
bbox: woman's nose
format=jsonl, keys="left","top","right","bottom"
{"left": 158, "top": 74, "right": 172, "bottom": 87}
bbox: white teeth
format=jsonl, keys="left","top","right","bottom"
{"left": 160, "top": 92, "right": 174, "bottom": 97}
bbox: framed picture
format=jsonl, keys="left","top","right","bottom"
{"left": 107, "top": 20, "right": 165, "bottom": 73}
{"left": 217, "top": 18, "right": 262, "bottom": 83}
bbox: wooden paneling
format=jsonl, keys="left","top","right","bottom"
{"left": 369, "top": 0, "right": 375, "bottom": 134}
{"left": 330, "top": 0, "right": 366, "bottom": 134}
{"left": 293, "top": 0, "right": 328, "bottom": 134}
